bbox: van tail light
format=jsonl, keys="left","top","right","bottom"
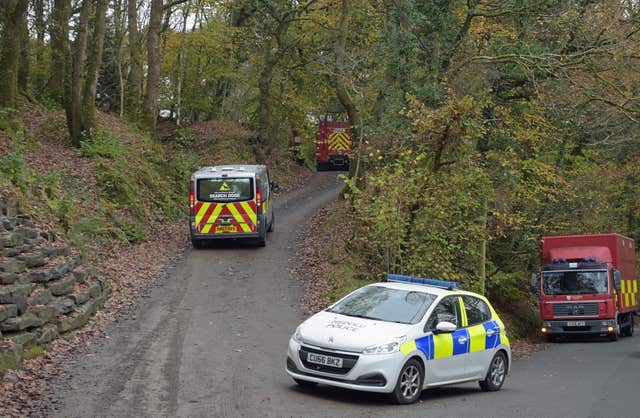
{"left": 189, "top": 179, "right": 195, "bottom": 214}
{"left": 256, "top": 179, "right": 262, "bottom": 214}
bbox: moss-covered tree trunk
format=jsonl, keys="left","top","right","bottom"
{"left": 126, "top": 0, "right": 143, "bottom": 121}
{"left": 81, "top": 0, "right": 108, "bottom": 136}
{"left": 48, "top": 0, "right": 71, "bottom": 105}
{"left": 67, "top": 0, "right": 92, "bottom": 146}
{"left": 143, "top": 0, "right": 164, "bottom": 133}
{"left": 0, "top": 0, "right": 29, "bottom": 108}
{"left": 335, "top": 0, "right": 362, "bottom": 182}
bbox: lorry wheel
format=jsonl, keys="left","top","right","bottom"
{"left": 621, "top": 314, "right": 634, "bottom": 337}
{"left": 479, "top": 351, "right": 508, "bottom": 392}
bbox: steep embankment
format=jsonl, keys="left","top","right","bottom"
{"left": 0, "top": 104, "right": 309, "bottom": 414}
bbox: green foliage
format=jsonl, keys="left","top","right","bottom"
{"left": 0, "top": 138, "right": 27, "bottom": 192}
{"left": 78, "top": 130, "right": 181, "bottom": 243}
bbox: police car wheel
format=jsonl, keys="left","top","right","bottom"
{"left": 479, "top": 351, "right": 507, "bottom": 392}
{"left": 391, "top": 359, "right": 423, "bottom": 404}
{"left": 293, "top": 378, "right": 317, "bottom": 388}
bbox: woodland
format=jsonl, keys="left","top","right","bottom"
{"left": 1, "top": 0, "right": 640, "bottom": 312}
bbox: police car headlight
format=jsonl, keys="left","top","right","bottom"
{"left": 362, "top": 336, "right": 406, "bottom": 355}
{"left": 292, "top": 326, "right": 304, "bottom": 344}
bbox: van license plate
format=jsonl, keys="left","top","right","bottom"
{"left": 567, "top": 321, "right": 586, "bottom": 326}
{"left": 307, "top": 353, "right": 343, "bottom": 368}
{"left": 216, "top": 225, "right": 236, "bottom": 233}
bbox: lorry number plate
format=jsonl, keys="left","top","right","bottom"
{"left": 567, "top": 321, "right": 586, "bottom": 326}
{"left": 307, "top": 353, "right": 343, "bottom": 368}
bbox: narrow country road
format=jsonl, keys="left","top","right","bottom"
{"left": 52, "top": 172, "right": 640, "bottom": 418}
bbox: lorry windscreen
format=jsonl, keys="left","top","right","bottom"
{"left": 197, "top": 178, "right": 253, "bottom": 203}
{"left": 542, "top": 270, "right": 608, "bottom": 295}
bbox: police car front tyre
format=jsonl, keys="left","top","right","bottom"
{"left": 391, "top": 358, "right": 423, "bottom": 404}
{"left": 479, "top": 351, "right": 507, "bottom": 392}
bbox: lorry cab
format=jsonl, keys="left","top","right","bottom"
{"left": 534, "top": 234, "right": 638, "bottom": 341}
{"left": 189, "top": 165, "right": 277, "bottom": 248}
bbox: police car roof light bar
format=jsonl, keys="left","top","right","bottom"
{"left": 387, "top": 274, "right": 459, "bottom": 290}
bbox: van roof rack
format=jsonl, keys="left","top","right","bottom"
{"left": 387, "top": 274, "right": 459, "bottom": 290}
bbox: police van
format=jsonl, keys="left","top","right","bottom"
{"left": 189, "top": 165, "right": 277, "bottom": 247}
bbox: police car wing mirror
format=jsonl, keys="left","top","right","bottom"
{"left": 433, "top": 321, "right": 456, "bottom": 334}
{"left": 270, "top": 180, "right": 280, "bottom": 193}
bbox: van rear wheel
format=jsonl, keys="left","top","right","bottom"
{"left": 267, "top": 213, "right": 274, "bottom": 232}
{"left": 191, "top": 238, "right": 203, "bottom": 249}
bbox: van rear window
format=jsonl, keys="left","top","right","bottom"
{"left": 197, "top": 178, "right": 253, "bottom": 202}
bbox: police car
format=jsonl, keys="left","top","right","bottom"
{"left": 286, "top": 275, "right": 511, "bottom": 404}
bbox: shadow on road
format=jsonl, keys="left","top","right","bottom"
{"left": 287, "top": 382, "right": 488, "bottom": 407}
{"left": 191, "top": 239, "right": 266, "bottom": 250}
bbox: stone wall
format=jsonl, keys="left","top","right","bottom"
{"left": 0, "top": 196, "right": 111, "bottom": 373}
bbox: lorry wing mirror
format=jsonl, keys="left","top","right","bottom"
{"left": 613, "top": 269, "right": 621, "bottom": 291}
{"left": 530, "top": 273, "right": 539, "bottom": 294}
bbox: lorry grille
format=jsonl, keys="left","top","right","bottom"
{"left": 299, "top": 346, "right": 359, "bottom": 375}
{"left": 552, "top": 302, "right": 599, "bottom": 317}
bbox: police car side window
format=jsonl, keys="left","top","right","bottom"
{"left": 462, "top": 296, "right": 491, "bottom": 326}
{"left": 426, "top": 296, "right": 461, "bottom": 330}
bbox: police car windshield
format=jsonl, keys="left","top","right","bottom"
{"left": 542, "top": 270, "right": 608, "bottom": 295}
{"left": 326, "top": 286, "right": 437, "bottom": 325}
{"left": 197, "top": 178, "right": 253, "bottom": 203}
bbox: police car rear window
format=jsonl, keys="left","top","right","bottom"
{"left": 197, "top": 178, "right": 254, "bottom": 202}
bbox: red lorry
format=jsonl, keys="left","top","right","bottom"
{"left": 534, "top": 234, "right": 638, "bottom": 341}
{"left": 316, "top": 119, "right": 351, "bottom": 171}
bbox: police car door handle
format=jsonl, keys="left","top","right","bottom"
{"left": 486, "top": 329, "right": 497, "bottom": 336}
{"left": 457, "top": 336, "right": 468, "bottom": 344}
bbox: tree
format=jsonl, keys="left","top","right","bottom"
{"left": 0, "top": 0, "right": 29, "bottom": 108}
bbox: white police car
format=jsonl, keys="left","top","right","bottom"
{"left": 286, "top": 275, "right": 511, "bottom": 404}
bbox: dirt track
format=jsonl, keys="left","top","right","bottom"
{"left": 51, "top": 172, "right": 640, "bottom": 418}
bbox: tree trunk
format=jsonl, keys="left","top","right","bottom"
{"left": 49, "top": 0, "right": 71, "bottom": 105}
{"left": 143, "top": 0, "right": 164, "bottom": 133}
{"left": 0, "top": 0, "right": 29, "bottom": 108}
{"left": 81, "top": 0, "right": 108, "bottom": 136}
{"left": 258, "top": 53, "right": 275, "bottom": 140}
{"left": 334, "top": 0, "right": 362, "bottom": 181}
{"left": 126, "top": 0, "right": 142, "bottom": 120}
{"left": 34, "top": 0, "right": 46, "bottom": 92}
{"left": 176, "top": 3, "right": 191, "bottom": 126}
{"left": 67, "top": 0, "right": 92, "bottom": 146}
{"left": 18, "top": 1, "right": 30, "bottom": 94}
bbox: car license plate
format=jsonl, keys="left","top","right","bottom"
{"left": 567, "top": 321, "right": 586, "bottom": 326}
{"left": 216, "top": 225, "right": 236, "bottom": 233}
{"left": 307, "top": 352, "right": 343, "bottom": 368}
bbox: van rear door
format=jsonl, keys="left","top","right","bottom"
{"left": 194, "top": 178, "right": 257, "bottom": 234}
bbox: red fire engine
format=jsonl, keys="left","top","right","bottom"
{"left": 315, "top": 119, "right": 351, "bottom": 171}
{"left": 533, "top": 234, "right": 638, "bottom": 341}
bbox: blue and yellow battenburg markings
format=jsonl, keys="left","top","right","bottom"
{"left": 400, "top": 296, "right": 509, "bottom": 359}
